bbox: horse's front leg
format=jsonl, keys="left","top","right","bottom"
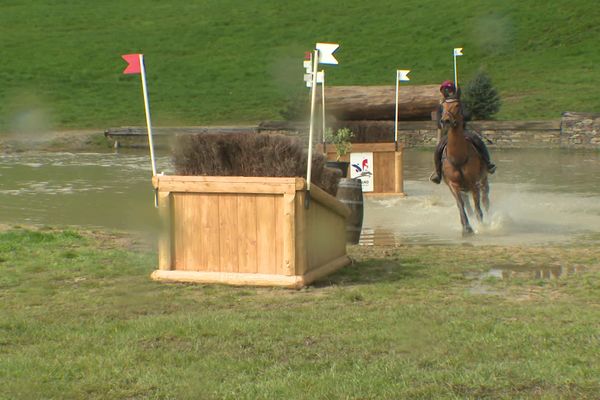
{"left": 481, "top": 177, "right": 490, "bottom": 213}
{"left": 449, "top": 185, "right": 473, "bottom": 235}
{"left": 461, "top": 192, "right": 474, "bottom": 217}
{"left": 471, "top": 187, "right": 484, "bottom": 223}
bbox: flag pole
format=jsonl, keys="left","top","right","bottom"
{"left": 453, "top": 50, "right": 459, "bottom": 89}
{"left": 306, "top": 49, "right": 319, "bottom": 195}
{"left": 454, "top": 57, "right": 459, "bottom": 89}
{"left": 139, "top": 54, "right": 157, "bottom": 177}
{"left": 321, "top": 69, "right": 326, "bottom": 148}
{"left": 394, "top": 70, "right": 400, "bottom": 152}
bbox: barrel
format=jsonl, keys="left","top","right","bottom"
{"left": 336, "top": 178, "right": 364, "bottom": 244}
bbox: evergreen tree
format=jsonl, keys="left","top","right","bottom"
{"left": 462, "top": 69, "right": 501, "bottom": 120}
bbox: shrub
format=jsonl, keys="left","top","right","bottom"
{"left": 324, "top": 128, "right": 354, "bottom": 161}
{"left": 462, "top": 69, "right": 501, "bottom": 120}
{"left": 172, "top": 132, "right": 340, "bottom": 196}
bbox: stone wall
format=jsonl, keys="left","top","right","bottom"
{"left": 332, "top": 114, "right": 600, "bottom": 148}
{"left": 561, "top": 112, "right": 600, "bottom": 147}
{"left": 257, "top": 113, "right": 600, "bottom": 149}
{"left": 329, "top": 120, "right": 563, "bottom": 148}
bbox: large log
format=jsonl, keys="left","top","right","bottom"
{"left": 323, "top": 85, "right": 440, "bottom": 121}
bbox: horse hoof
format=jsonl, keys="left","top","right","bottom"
{"left": 462, "top": 228, "right": 474, "bottom": 237}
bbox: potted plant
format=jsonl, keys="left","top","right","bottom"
{"left": 324, "top": 127, "right": 354, "bottom": 177}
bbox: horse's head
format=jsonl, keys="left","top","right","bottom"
{"left": 440, "top": 98, "right": 463, "bottom": 129}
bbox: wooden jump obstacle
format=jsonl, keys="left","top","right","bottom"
{"left": 319, "top": 142, "right": 405, "bottom": 196}
{"left": 151, "top": 175, "right": 352, "bottom": 288}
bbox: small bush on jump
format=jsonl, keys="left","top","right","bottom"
{"left": 462, "top": 69, "right": 501, "bottom": 120}
{"left": 324, "top": 128, "right": 354, "bottom": 161}
{"left": 172, "top": 132, "right": 341, "bottom": 196}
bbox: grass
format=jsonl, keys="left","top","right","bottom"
{"left": 0, "top": 1, "right": 599, "bottom": 133}
{"left": 1, "top": 227, "right": 599, "bottom": 399}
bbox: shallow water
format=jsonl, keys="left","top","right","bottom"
{"left": 0, "top": 151, "right": 172, "bottom": 231}
{"left": 362, "top": 148, "right": 600, "bottom": 246}
{"left": 2, "top": 148, "right": 600, "bottom": 246}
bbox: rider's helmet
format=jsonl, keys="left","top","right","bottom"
{"left": 440, "top": 80, "right": 456, "bottom": 98}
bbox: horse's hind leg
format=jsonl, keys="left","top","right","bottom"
{"left": 450, "top": 186, "right": 473, "bottom": 235}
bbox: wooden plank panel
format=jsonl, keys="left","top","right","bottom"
{"left": 157, "top": 191, "right": 172, "bottom": 270}
{"left": 218, "top": 194, "right": 239, "bottom": 273}
{"left": 155, "top": 176, "right": 297, "bottom": 195}
{"left": 307, "top": 202, "right": 323, "bottom": 269}
{"left": 304, "top": 197, "right": 349, "bottom": 273}
{"left": 294, "top": 193, "right": 308, "bottom": 276}
{"left": 255, "top": 195, "right": 278, "bottom": 274}
{"left": 172, "top": 193, "right": 221, "bottom": 272}
{"left": 236, "top": 195, "right": 258, "bottom": 274}
{"left": 348, "top": 142, "right": 398, "bottom": 152}
{"left": 280, "top": 194, "right": 296, "bottom": 276}
{"left": 274, "top": 194, "right": 284, "bottom": 276}
{"left": 199, "top": 194, "right": 221, "bottom": 271}
{"left": 172, "top": 193, "right": 194, "bottom": 271}
{"left": 373, "top": 151, "right": 395, "bottom": 193}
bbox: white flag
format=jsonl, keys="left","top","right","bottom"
{"left": 303, "top": 60, "right": 312, "bottom": 74}
{"left": 397, "top": 69, "right": 410, "bottom": 82}
{"left": 316, "top": 42, "right": 340, "bottom": 65}
{"left": 453, "top": 47, "right": 463, "bottom": 56}
{"left": 304, "top": 71, "right": 324, "bottom": 87}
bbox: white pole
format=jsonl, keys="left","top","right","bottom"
{"left": 306, "top": 49, "right": 319, "bottom": 192}
{"left": 321, "top": 70, "right": 326, "bottom": 147}
{"left": 394, "top": 70, "right": 399, "bottom": 148}
{"left": 453, "top": 53, "right": 459, "bottom": 90}
{"left": 139, "top": 54, "right": 157, "bottom": 177}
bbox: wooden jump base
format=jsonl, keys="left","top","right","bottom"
{"left": 319, "top": 142, "right": 405, "bottom": 196}
{"left": 151, "top": 175, "right": 352, "bottom": 288}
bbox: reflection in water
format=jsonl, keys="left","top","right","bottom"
{"left": 474, "top": 264, "right": 585, "bottom": 281}
{"left": 465, "top": 264, "right": 586, "bottom": 295}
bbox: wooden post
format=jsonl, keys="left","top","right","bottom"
{"left": 394, "top": 145, "right": 405, "bottom": 196}
{"left": 282, "top": 193, "right": 296, "bottom": 276}
{"left": 294, "top": 190, "right": 308, "bottom": 275}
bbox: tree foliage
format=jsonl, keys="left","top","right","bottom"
{"left": 462, "top": 69, "right": 501, "bottom": 120}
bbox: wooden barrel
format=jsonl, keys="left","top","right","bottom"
{"left": 336, "top": 178, "right": 364, "bottom": 244}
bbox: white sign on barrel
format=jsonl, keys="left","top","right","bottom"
{"left": 350, "top": 152, "right": 374, "bottom": 192}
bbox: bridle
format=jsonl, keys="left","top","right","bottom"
{"left": 441, "top": 98, "right": 463, "bottom": 128}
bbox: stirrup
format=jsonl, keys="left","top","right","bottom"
{"left": 429, "top": 171, "right": 441, "bottom": 184}
{"left": 488, "top": 163, "right": 496, "bottom": 174}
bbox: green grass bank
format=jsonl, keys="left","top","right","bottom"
{"left": 1, "top": 227, "right": 599, "bottom": 398}
{"left": 1, "top": 0, "right": 599, "bottom": 133}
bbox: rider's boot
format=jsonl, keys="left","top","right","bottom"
{"left": 429, "top": 147, "right": 443, "bottom": 184}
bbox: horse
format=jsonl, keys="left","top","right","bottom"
{"left": 440, "top": 98, "right": 490, "bottom": 235}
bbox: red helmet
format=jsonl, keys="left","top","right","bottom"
{"left": 440, "top": 80, "right": 456, "bottom": 93}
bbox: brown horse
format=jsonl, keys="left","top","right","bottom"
{"left": 440, "top": 98, "right": 490, "bottom": 235}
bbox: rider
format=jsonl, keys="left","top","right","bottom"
{"left": 429, "top": 80, "right": 496, "bottom": 184}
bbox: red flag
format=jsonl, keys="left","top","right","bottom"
{"left": 122, "top": 54, "right": 142, "bottom": 74}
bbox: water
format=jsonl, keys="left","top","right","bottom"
{"left": 0, "top": 151, "right": 173, "bottom": 231}
{"left": 362, "top": 148, "right": 600, "bottom": 246}
{"left": 2, "top": 148, "right": 600, "bottom": 245}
